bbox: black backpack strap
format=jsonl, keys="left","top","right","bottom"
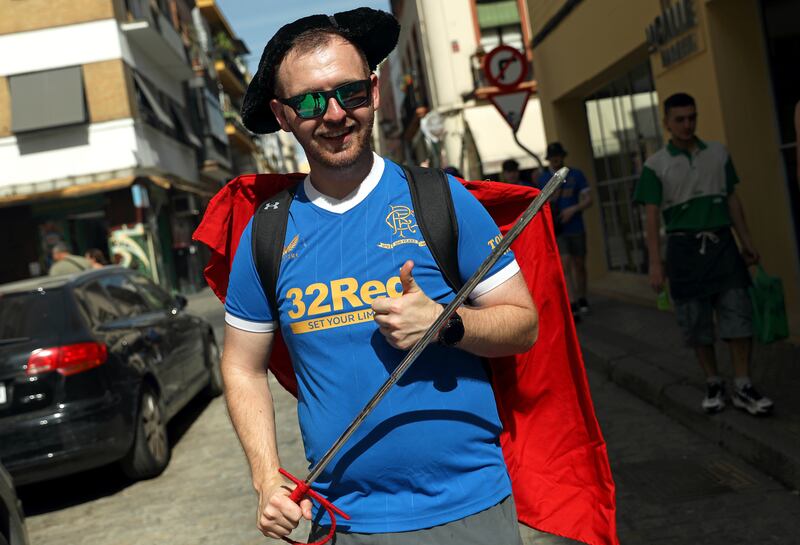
{"left": 252, "top": 184, "right": 299, "bottom": 317}
{"left": 402, "top": 165, "right": 462, "bottom": 292}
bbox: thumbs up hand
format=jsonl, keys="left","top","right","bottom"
{"left": 372, "top": 260, "right": 442, "bottom": 350}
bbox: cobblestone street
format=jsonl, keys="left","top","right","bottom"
{"left": 18, "top": 291, "right": 800, "bottom": 544}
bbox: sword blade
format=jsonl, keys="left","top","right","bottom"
{"left": 301, "top": 167, "right": 569, "bottom": 486}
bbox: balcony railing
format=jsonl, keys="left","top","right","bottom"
{"left": 122, "top": 0, "right": 192, "bottom": 80}
{"left": 214, "top": 50, "right": 248, "bottom": 95}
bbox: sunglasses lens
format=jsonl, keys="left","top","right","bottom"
{"left": 286, "top": 80, "right": 370, "bottom": 118}
{"left": 337, "top": 81, "right": 370, "bottom": 108}
{"left": 295, "top": 93, "right": 326, "bottom": 118}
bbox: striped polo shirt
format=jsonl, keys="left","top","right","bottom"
{"left": 634, "top": 138, "right": 739, "bottom": 232}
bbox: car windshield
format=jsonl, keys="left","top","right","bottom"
{"left": 0, "top": 288, "right": 64, "bottom": 341}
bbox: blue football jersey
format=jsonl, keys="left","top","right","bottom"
{"left": 225, "top": 155, "right": 520, "bottom": 532}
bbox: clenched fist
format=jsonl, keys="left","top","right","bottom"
{"left": 256, "top": 477, "right": 313, "bottom": 539}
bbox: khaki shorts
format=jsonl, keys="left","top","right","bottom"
{"left": 674, "top": 288, "right": 753, "bottom": 346}
{"left": 308, "top": 495, "right": 522, "bottom": 545}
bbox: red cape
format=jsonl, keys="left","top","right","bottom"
{"left": 193, "top": 173, "right": 618, "bottom": 545}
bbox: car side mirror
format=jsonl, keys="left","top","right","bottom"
{"left": 174, "top": 294, "right": 188, "bottom": 311}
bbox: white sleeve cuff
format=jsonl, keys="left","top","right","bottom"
{"left": 469, "top": 260, "right": 521, "bottom": 300}
{"left": 225, "top": 312, "right": 277, "bottom": 333}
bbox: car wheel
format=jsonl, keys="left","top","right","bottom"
{"left": 121, "top": 387, "right": 170, "bottom": 480}
{"left": 203, "top": 338, "right": 224, "bottom": 398}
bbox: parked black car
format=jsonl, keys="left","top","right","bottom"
{"left": 0, "top": 461, "right": 28, "bottom": 545}
{"left": 0, "top": 267, "right": 222, "bottom": 485}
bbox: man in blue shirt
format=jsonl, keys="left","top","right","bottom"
{"left": 221, "top": 8, "right": 538, "bottom": 544}
{"left": 537, "top": 142, "right": 593, "bottom": 317}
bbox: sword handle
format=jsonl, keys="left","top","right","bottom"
{"left": 279, "top": 468, "right": 350, "bottom": 545}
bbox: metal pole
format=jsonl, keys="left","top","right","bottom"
{"left": 512, "top": 129, "right": 545, "bottom": 172}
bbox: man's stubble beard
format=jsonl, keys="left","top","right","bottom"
{"left": 302, "top": 108, "right": 375, "bottom": 170}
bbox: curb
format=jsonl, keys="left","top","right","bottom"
{"left": 581, "top": 344, "right": 800, "bottom": 492}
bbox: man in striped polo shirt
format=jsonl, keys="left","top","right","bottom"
{"left": 634, "top": 92, "right": 773, "bottom": 416}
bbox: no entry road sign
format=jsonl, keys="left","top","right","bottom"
{"left": 483, "top": 45, "right": 528, "bottom": 90}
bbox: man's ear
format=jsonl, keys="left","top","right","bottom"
{"left": 269, "top": 99, "right": 292, "bottom": 133}
{"left": 370, "top": 72, "right": 380, "bottom": 111}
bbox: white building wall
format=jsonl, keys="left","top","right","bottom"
{"left": 0, "top": 19, "right": 123, "bottom": 77}
{"left": 0, "top": 119, "right": 139, "bottom": 190}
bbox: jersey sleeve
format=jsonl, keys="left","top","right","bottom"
{"left": 447, "top": 176, "right": 520, "bottom": 300}
{"left": 634, "top": 165, "right": 662, "bottom": 205}
{"left": 223, "top": 216, "right": 277, "bottom": 333}
{"left": 535, "top": 170, "right": 552, "bottom": 190}
{"left": 574, "top": 169, "right": 590, "bottom": 193}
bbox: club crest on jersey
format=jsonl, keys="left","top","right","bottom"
{"left": 377, "top": 205, "right": 427, "bottom": 249}
{"left": 282, "top": 234, "right": 301, "bottom": 260}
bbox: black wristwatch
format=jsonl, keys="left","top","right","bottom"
{"left": 437, "top": 310, "right": 465, "bottom": 347}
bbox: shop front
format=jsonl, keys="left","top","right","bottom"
{"left": 529, "top": 0, "right": 800, "bottom": 336}
{"left": 0, "top": 175, "right": 212, "bottom": 295}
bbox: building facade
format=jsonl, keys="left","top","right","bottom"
{"left": 527, "top": 0, "right": 800, "bottom": 337}
{"left": 380, "top": 0, "right": 548, "bottom": 182}
{"left": 0, "top": 0, "right": 271, "bottom": 293}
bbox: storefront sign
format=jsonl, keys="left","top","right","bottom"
{"left": 645, "top": 0, "right": 700, "bottom": 70}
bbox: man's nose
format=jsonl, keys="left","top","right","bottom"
{"left": 323, "top": 97, "right": 347, "bottom": 123}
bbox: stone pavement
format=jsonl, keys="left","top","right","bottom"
{"left": 19, "top": 288, "right": 800, "bottom": 544}
{"left": 578, "top": 294, "right": 800, "bottom": 492}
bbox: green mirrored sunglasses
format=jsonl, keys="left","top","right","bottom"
{"left": 279, "top": 79, "right": 372, "bottom": 119}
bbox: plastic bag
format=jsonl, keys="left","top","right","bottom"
{"left": 748, "top": 265, "right": 789, "bottom": 344}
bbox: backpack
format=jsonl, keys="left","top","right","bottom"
{"left": 251, "top": 166, "right": 463, "bottom": 316}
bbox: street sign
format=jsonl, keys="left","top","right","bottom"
{"left": 489, "top": 89, "right": 531, "bottom": 132}
{"left": 483, "top": 45, "right": 528, "bottom": 90}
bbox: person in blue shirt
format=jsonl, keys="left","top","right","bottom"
{"left": 221, "top": 8, "right": 538, "bottom": 545}
{"left": 537, "top": 142, "right": 593, "bottom": 318}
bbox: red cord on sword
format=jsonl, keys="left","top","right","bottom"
{"left": 278, "top": 168, "right": 569, "bottom": 545}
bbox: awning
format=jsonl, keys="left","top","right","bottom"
{"left": 462, "top": 98, "right": 548, "bottom": 175}
{"left": 170, "top": 178, "right": 218, "bottom": 197}
{"left": 0, "top": 175, "right": 171, "bottom": 208}
{"left": 132, "top": 72, "right": 176, "bottom": 129}
{"left": 172, "top": 105, "right": 203, "bottom": 148}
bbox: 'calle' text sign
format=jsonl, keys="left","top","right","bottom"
{"left": 645, "top": 0, "right": 699, "bottom": 70}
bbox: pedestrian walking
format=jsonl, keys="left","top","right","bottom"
{"left": 48, "top": 243, "right": 91, "bottom": 276}
{"left": 85, "top": 248, "right": 108, "bottom": 269}
{"left": 537, "top": 142, "right": 593, "bottom": 319}
{"left": 501, "top": 159, "right": 521, "bottom": 184}
{"left": 634, "top": 92, "right": 773, "bottom": 416}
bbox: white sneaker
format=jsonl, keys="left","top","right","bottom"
{"left": 732, "top": 384, "right": 774, "bottom": 416}
{"left": 701, "top": 381, "right": 726, "bottom": 413}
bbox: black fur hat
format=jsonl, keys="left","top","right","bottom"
{"left": 241, "top": 7, "right": 400, "bottom": 134}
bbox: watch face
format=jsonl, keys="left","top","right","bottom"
{"left": 441, "top": 312, "right": 465, "bottom": 346}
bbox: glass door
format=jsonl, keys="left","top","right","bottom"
{"left": 584, "top": 63, "right": 663, "bottom": 274}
